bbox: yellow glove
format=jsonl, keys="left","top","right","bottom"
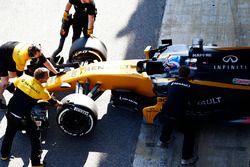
{"left": 63, "top": 11, "right": 69, "bottom": 21}
{"left": 87, "top": 28, "right": 93, "bottom": 36}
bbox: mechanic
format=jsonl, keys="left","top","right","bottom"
{"left": 0, "top": 41, "right": 60, "bottom": 109}
{"left": 1, "top": 67, "right": 63, "bottom": 167}
{"left": 157, "top": 65, "right": 199, "bottom": 165}
{"left": 51, "top": 0, "right": 97, "bottom": 62}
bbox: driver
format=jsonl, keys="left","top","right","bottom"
{"left": 0, "top": 41, "right": 60, "bottom": 109}
{"left": 162, "top": 54, "right": 181, "bottom": 74}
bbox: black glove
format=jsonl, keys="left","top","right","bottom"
{"left": 6, "top": 82, "right": 15, "bottom": 93}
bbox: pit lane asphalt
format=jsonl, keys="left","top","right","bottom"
{"left": 0, "top": 0, "right": 250, "bottom": 167}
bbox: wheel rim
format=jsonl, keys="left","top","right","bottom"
{"left": 58, "top": 108, "right": 94, "bottom": 136}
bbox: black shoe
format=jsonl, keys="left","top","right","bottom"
{"left": 32, "top": 160, "right": 46, "bottom": 167}
{"left": 1, "top": 156, "right": 9, "bottom": 161}
{"left": 156, "top": 141, "right": 168, "bottom": 148}
{"left": 156, "top": 136, "right": 175, "bottom": 148}
{"left": 32, "top": 163, "right": 46, "bottom": 167}
{"left": 32, "top": 165, "right": 45, "bottom": 167}
{"left": 181, "top": 156, "right": 198, "bottom": 165}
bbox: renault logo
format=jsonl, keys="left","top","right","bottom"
{"left": 222, "top": 55, "right": 238, "bottom": 63}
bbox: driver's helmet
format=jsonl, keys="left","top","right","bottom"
{"left": 163, "top": 54, "right": 181, "bottom": 72}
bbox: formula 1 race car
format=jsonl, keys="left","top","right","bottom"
{"left": 32, "top": 37, "right": 250, "bottom": 137}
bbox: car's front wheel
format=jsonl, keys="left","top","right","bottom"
{"left": 57, "top": 94, "right": 98, "bottom": 136}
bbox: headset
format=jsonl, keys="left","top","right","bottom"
{"left": 28, "top": 44, "right": 42, "bottom": 58}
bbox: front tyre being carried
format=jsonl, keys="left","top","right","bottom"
{"left": 68, "top": 36, "right": 107, "bottom": 64}
{"left": 57, "top": 94, "right": 98, "bottom": 136}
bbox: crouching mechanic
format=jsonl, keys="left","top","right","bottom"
{"left": 0, "top": 41, "right": 61, "bottom": 109}
{"left": 158, "top": 65, "right": 198, "bottom": 165}
{"left": 1, "top": 67, "right": 63, "bottom": 167}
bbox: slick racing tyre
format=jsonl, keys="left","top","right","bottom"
{"left": 57, "top": 94, "right": 98, "bottom": 136}
{"left": 68, "top": 36, "right": 107, "bottom": 64}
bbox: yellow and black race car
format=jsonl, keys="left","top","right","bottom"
{"left": 28, "top": 37, "right": 250, "bottom": 136}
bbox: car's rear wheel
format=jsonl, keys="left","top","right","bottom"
{"left": 57, "top": 94, "right": 98, "bottom": 136}
{"left": 68, "top": 36, "right": 107, "bottom": 64}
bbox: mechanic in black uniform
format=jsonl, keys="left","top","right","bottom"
{"left": 51, "top": 0, "right": 97, "bottom": 62}
{"left": 1, "top": 67, "right": 62, "bottom": 167}
{"left": 0, "top": 41, "right": 60, "bottom": 109}
{"left": 158, "top": 65, "right": 198, "bottom": 165}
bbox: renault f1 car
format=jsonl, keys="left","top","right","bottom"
{"left": 34, "top": 37, "right": 250, "bottom": 137}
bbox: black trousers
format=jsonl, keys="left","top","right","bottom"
{"left": 1, "top": 113, "right": 42, "bottom": 165}
{"left": 51, "top": 36, "right": 66, "bottom": 60}
{"left": 160, "top": 117, "right": 197, "bottom": 159}
{"left": 0, "top": 45, "right": 17, "bottom": 77}
{"left": 72, "top": 15, "right": 88, "bottom": 42}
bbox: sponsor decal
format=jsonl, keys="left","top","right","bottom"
{"left": 86, "top": 65, "right": 104, "bottom": 71}
{"left": 213, "top": 64, "right": 248, "bottom": 70}
{"left": 222, "top": 55, "right": 238, "bottom": 63}
{"left": 213, "top": 55, "right": 248, "bottom": 70}
{"left": 85, "top": 64, "right": 130, "bottom": 72}
{"left": 170, "top": 82, "right": 190, "bottom": 87}
{"left": 197, "top": 96, "right": 222, "bottom": 106}
{"left": 192, "top": 53, "right": 212, "bottom": 57}
{"left": 119, "top": 96, "right": 138, "bottom": 105}
{"left": 232, "top": 78, "right": 250, "bottom": 85}
{"left": 73, "top": 107, "right": 89, "bottom": 116}
{"left": 73, "top": 50, "right": 88, "bottom": 57}
{"left": 21, "top": 79, "right": 40, "bottom": 94}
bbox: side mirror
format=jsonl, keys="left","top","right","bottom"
{"left": 144, "top": 46, "right": 152, "bottom": 59}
